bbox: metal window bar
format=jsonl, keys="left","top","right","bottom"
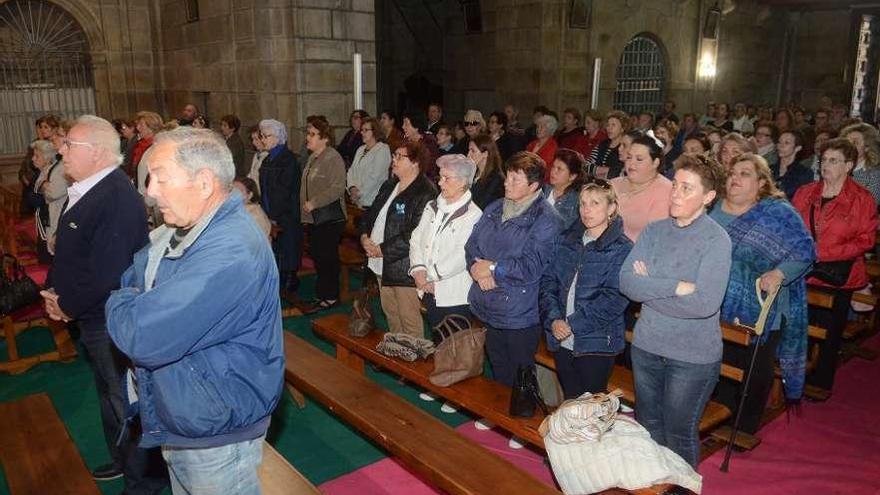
{"left": 613, "top": 36, "right": 666, "bottom": 116}
{"left": 0, "top": 0, "right": 95, "bottom": 154}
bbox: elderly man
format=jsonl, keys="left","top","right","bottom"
{"left": 40, "top": 115, "right": 166, "bottom": 493}
{"left": 106, "top": 128, "right": 284, "bottom": 494}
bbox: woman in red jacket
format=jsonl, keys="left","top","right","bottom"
{"left": 792, "top": 137, "right": 878, "bottom": 393}
{"left": 527, "top": 115, "right": 559, "bottom": 182}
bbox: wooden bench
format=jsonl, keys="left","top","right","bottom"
{"left": 1, "top": 312, "right": 78, "bottom": 375}
{"left": 258, "top": 442, "right": 320, "bottom": 494}
{"left": 0, "top": 393, "right": 100, "bottom": 494}
{"left": 307, "top": 316, "right": 682, "bottom": 495}
{"left": 283, "top": 330, "right": 561, "bottom": 495}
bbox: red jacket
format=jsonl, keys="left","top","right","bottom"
{"left": 791, "top": 177, "right": 878, "bottom": 290}
{"left": 130, "top": 135, "right": 154, "bottom": 175}
{"left": 527, "top": 137, "right": 558, "bottom": 182}
{"left": 556, "top": 128, "right": 590, "bottom": 157}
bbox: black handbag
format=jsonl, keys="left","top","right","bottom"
{"left": 305, "top": 158, "right": 346, "bottom": 226}
{"left": 509, "top": 365, "right": 549, "bottom": 418}
{"left": 0, "top": 254, "right": 42, "bottom": 316}
{"left": 807, "top": 204, "right": 854, "bottom": 286}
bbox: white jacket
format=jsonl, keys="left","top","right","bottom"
{"left": 409, "top": 191, "right": 482, "bottom": 307}
{"left": 347, "top": 142, "right": 391, "bottom": 208}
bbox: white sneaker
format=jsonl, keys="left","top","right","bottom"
{"left": 508, "top": 436, "right": 525, "bottom": 449}
{"left": 419, "top": 392, "right": 437, "bottom": 402}
{"left": 619, "top": 403, "right": 633, "bottom": 413}
{"left": 440, "top": 402, "right": 458, "bottom": 414}
{"left": 474, "top": 418, "right": 495, "bottom": 431}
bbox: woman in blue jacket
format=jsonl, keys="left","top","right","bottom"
{"left": 540, "top": 181, "right": 633, "bottom": 399}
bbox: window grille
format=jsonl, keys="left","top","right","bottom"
{"left": 613, "top": 35, "right": 666, "bottom": 116}
{"left": 0, "top": 0, "right": 95, "bottom": 154}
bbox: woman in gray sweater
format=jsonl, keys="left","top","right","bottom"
{"left": 619, "top": 154, "right": 731, "bottom": 468}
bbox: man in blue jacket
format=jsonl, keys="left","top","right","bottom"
{"left": 41, "top": 115, "right": 166, "bottom": 493}
{"left": 106, "top": 127, "right": 284, "bottom": 494}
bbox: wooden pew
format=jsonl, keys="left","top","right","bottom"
{"left": 258, "top": 442, "right": 321, "bottom": 494}
{"left": 0, "top": 393, "right": 100, "bottom": 494}
{"left": 307, "top": 316, "right": 684, "bottom": 494}
{"left": 283, "top": 330, "right": 561, "bottom": 495}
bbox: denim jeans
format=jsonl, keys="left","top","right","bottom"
{"left": 631, "top": 346, "right": 720, "bottom": 467}
{"left": 162, "top": 436, "right": 265, "bottom": 495}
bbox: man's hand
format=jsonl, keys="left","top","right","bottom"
{"left": 40, "top": 289, "right": 71, "bottom": 322}
{"left": 551, "top": 320, "right": 572, "bottom": 340}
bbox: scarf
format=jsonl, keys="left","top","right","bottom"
{"left": 720, "top": 198, "right": 816, "bottom": 399}
{"left": 502, "top": 189, "right": 541, "bottom": 222}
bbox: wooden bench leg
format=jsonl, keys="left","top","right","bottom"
{"left": 340, "top": 265, "right": 350, "bottom": 302}
{"left": 48, "top": 320, "right": 77, "bottom": 363}
{"left": 3, "top": 316, "right": 20, "bottom": 363}
{"left": 336, "top": 345, "right": 364, "bottom": 374}
{"left": 286, "top": 383, "right": 306, "bottom": 409}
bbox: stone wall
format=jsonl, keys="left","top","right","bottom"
{"left": 158, "top": 0, "right": 377, "bottom": 150}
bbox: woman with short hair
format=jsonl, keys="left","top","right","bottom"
{"left": 301, "top": 115, "right": 347, "bottom": 311}
{"left": 583, "top": 110, "right": 607, "bottom": 159}
{"left": 402, "top": 111, "right": 440, "bottom": 180}
{"left": 620, "top": 154, "right": 731, "bottom": 467}
{"left": 754, "top": 123, "right": 780, "bottom": 170}
{"left": 543, "top": 148, "right": 585, "bottom": 230}
{"left": 710, "top": 154, "right": 815, "bottom": 433}
{"left": 435, "top": 124, "right": 455, "bottom": 155}
{"left": 527, "top": 115, "right": 559, "bottom": 182}
{"left": 841, "top": 122, "right": 880, "bottom": 204}
{"left": 31, "top": 139, "right": 66, "bottom": 260}
{"left": 718, "top": 132, "right": 755, "bottom": 171}
{"left": 260, "top": 118, "right": 303, "bottom": 297}
{"left": 587, "top": 110, "right": 630, "bottom": 179}
{"left": 611, "top": 135, "right": 673, "bottom": 241}
{"left": 488, "top": 111, "right": 523, "bottom": 162}
{"left": 133, "top": 111, "right": 163, "bottom": 194}
{"left": 361, "top": 140, "right": 437, "bottom": 336}
{"left": 380, "top": 110, "right": 405, "bottom": 154}
{"left": 792, "top": 138, "right": 878, "bottom": 393}
{"left": 465, "top": 151, "right": 563, "bottom": 448}
{"left": 221, "top": 114, "right": 247, "bottom": 178}
{"left": 711, "top": 103, "right": 734, "bottom": 132}
{"left": 540, "top": 180, "right": 632, "bottom": 399}
{"left": 453, "top": 109, "right": 487, "bottom": 155}
{"left": 776, "top": 129, "right": 813, "bottom": 198}
{"left": 347, "top": 117, "right": 392, "bottom": 209}
{"left": 337, "top": 109, "right": 368, "bottom": 167}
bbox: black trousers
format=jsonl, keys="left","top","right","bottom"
{"left": 309, "top": 220, "right": 344, "bottom": 300}
{"left": 485, "top": 324, "right": 542, "bottom": 387}
{"left": 80, "top": 322, "right": 168, "bottom": 494}
{"left": 274, "top": 219, "right": 302, "bottom": 292}
{"left": 807, "top": 288, "right": 853, "bottom": 391}
{"left": 553, "top": 348, "right": 616, "bottom": 400}
{"left": 713, "top": 329, "right": 782, "bottom": 434}
{"left": 423, "top": 293, "right": 472, "bottom": 330}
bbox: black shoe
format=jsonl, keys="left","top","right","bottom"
{"left": 92, "top": 463, "right": 123, "bottom": 481}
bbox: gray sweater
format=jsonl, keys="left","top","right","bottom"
{"left": 619, "top": 213, "right": 732, "bottom": 365}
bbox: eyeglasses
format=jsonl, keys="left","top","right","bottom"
{"left": 822, "top": 157, "right": 849, "bottom": 166}
{"left": 361, "top": 127, "right": 373, "bottom": 133}
{"left": 259, "top": 133, "right": 274, "bottom": 140}
{"left": 61, "top": 139, "right": 94, "bottom": 149}
{"left": 438, "top": 174, "right": 461, "bottom": 182}
{"left": 463, "top": 121, "right": 481, "bottom": 127}
{"left": 392, "top": 152, "right": 409, "bottom": 161}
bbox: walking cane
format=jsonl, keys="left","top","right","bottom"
{"left": 720, "top": 277, "right": 780, "bottom": 473}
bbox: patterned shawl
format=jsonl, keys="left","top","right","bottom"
{"left": 720, "top": 198, "right": 816, "bottom": 399}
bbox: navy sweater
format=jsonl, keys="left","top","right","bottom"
{"left": 48, "top": 167, "right": 148, "bottom": 336}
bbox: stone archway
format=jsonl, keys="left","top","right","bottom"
{"left": 0, "top": 0, "right": 106, "bottom": 153}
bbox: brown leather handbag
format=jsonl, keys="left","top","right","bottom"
{"left": 429, "top": 314, "right": 486, "bottom": 387}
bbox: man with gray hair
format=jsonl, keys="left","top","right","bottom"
{"left": 40, "top": 115, "right": 166, "bottom": 492}
{"left": 106, "top": 127, "right": 284, "bottom": 494}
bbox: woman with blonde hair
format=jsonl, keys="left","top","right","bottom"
{"left": 540, "top": 179, "right": 633, "bottom": 398}
{"left": 133, "top": 111, "right": 163, "bottom": 195}
{"left": 718, "top": 132, "right": 755, "bottom": 171}
{"left": 841, "top": 122, "right": 880, "bottom": 204}
{"left": 453, "top": 109, "right": 487, "bottom": 155}
{"left": 710, "top": 153, "right": 815, "bottom": 432}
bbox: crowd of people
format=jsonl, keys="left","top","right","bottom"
{"left": 15, "top": 93, "right": 879, "bottom": 493}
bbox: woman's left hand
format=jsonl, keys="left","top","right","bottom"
{"left": 633, "top": 260, "right": 649, "bottom": 276}
{"left": 759, "top": 268, "right": 785, "bottom": 292}
{"left": 304, "top": 200, "right": 315, "bottom": 212}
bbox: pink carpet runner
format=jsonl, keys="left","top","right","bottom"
{"left": 320, "top": 335, "right": 880, "bottom": 494}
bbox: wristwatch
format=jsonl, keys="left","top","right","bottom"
{"left": 489, "top": 263, "right": 497, "bottom": 273}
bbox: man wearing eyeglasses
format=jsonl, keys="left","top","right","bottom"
{"left": 41, "top": 115, "right": 167, "bottom": 493}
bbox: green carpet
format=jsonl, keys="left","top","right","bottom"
{"left": 0, "top": 273, "right": 472, "bottom": 494}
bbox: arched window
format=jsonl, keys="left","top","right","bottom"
{"left": 0, "top": 0, "right": 96, "bottom": 153}
{"left": 613, "top": 35, "right": 666, "bottom": 116}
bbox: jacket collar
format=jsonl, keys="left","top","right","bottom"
{"left": 149, "top": 190, "right": 243, "bottom": 260}
{"left": 564, "top": 214, "right": 625, "bottom": 250}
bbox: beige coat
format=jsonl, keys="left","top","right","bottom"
{"left": 300, "top": 146, "right": 346, "bottom": 224}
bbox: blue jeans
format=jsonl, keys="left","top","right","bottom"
{"left": 631, "top": 346, "right": 719, "bottom": 467}
{"left": 162, "top": 436, "right": 265, "bottom": 495}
